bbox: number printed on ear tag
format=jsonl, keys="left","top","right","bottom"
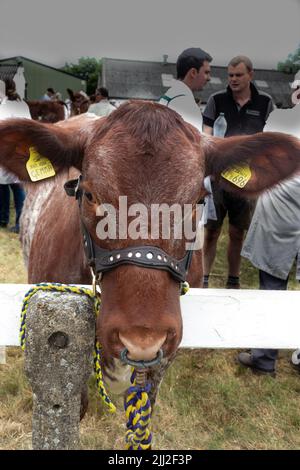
{"left": 221, "top": 164, "right": 251, "bottom": 188}
{"left": 26, "top": 147, "right": 56, "bottom": 182}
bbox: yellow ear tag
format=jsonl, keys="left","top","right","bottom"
{"left": 221, "top": 164, "right": 251, "bottom": 188}
{"left": 26, "top": 147, "right": 56, "bottom": 182}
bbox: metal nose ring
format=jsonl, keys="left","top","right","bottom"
{"left": 120, "top": 348, "right": 163, "bottom": 368}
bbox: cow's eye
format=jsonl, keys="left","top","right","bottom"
{"left": 84, "top": 191, "right": 93, "bottom": 202}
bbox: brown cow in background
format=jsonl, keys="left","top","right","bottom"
{"left": 27, "top": 89, "right": 90, "bottom": 122}
{"left": 66, "top": 88, "right": 90, "bottom": 115}
{"left": 0, "top": 101, "right": 299, "bottom": 429}
{"left": 27, "top": 100, "right": 66, "bottom": 123}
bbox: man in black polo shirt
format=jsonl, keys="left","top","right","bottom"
{"left": 202, "top": 55, "right": 274, "bottom": 288}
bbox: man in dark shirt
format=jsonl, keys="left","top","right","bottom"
{"left": 202, "top": 56, "right": 274, "bottom": 288}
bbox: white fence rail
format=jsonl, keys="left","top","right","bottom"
{"left": 1, "top": 284, "right": 299, "bottom": 350}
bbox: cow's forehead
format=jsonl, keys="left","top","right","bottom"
{"left": 83, "top": 129, "right": 205, "bottom": 204}
{"left": 62, "top": 102, "right": 206, "bottom": 202}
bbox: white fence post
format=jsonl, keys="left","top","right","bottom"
{"left": 0, "top": 346, "right": 6, "bottom": 364}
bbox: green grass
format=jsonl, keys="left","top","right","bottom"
{"left": 0, "top": 229, "right": 27, "bottom": 283}
{"left": 0, "top": 191, "right": 27, "bottom": 283}
{"left": 0, "top": 218, "right": 299, "bottom": 449}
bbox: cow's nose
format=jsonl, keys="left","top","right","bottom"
{"left": 119, "top": 329, "right": 167, "bottom": 362}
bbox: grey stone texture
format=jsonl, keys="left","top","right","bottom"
{"left": 24, "top": 290, "right": 95, "bottom": 449}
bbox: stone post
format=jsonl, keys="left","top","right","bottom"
{"left": 24, "top": 290, "right": 95, "bottom": 450}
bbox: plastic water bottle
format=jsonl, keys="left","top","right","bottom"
{"left": 213, "top": 112, "right": 227, "bottom": 137}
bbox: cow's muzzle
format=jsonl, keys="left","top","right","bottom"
{"left": 119, "top": 330, "right": 167, "bottom": 367}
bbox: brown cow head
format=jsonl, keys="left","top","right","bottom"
{"left": 67, "top": 88, "right": 90, "bottom": 115}
{"left": 27, "top": 100, "right": 66, "bottom": 123}
{"left": 0, "top": 101, "right": 300, "bottom": 368}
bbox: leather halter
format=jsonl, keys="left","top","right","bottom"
{"left": 64, "top": 177, "right": 195, "bottom": 283}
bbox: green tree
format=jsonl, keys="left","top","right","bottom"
{"left": 61, "top": 57, "right": 102, "bottom": 96}
{"left": 277, "top": 44, "right": 300, "bottom": 74}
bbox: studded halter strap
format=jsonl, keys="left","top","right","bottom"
{"left": 64, "top": 177, "right": 195, "bottom": 283}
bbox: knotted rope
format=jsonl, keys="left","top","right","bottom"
{"left": 180, "top": 281, "right": 190, "bottom": 296}
{"left": 124, "top": 379, "right": 152, "bottom": 450}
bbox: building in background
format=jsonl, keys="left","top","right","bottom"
{"left": 0, "top": 59, "right": 26, "bottom": 99}
{"left": 99, "top": 57, "right": 295, "bottom": 109}
{"left": 0, "top": 56, "right": 86, "bottom": 100}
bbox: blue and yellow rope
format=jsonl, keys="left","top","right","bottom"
{"left": 181, "top": 281, "right": 190, "bottom": 296}
{"left": 124, "top": 378, "right": 152, "bottom": 450}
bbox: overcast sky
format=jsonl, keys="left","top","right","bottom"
{"left": 0, "top": 0, "right": 299, "bottom": 69}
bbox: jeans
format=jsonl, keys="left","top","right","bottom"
{"left": 0, "top": 184, "right": 26, "bottom": 227}
{"left": 251, "top": 270, "right": 288, "bottom": 371}
{"left": 0, "top": 184, "right": 10, "bottom": 224}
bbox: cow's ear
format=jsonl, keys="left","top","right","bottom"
{"left": 67, "top": 88, "right": 75, "bottom": 101}
{"left": 0, "top": 116, "right": 97, "bottom": 182}
{"left": 204, "top": 132, "right": 300, "bottom": 196}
